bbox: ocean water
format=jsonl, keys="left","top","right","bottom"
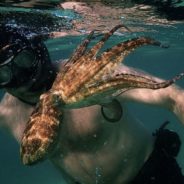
{"left": 0, "top": 1, "right": 184, "bottom": 184}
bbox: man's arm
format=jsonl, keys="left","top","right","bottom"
{"left": 0, "top": 93, "right": 34, "bottom": 142}
{"left": 120, "top": 85, "right": 184, "bottom": 125}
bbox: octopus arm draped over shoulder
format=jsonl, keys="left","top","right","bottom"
{"left": 19, "top": 24, "right": 184, "bottom": 165}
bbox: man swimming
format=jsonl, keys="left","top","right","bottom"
{"left": 0, "top": 25, "right": 184, "bottom": 184}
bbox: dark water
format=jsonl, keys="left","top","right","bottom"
{"left": 0, "top": 1, "right": 184, "bottom": 184}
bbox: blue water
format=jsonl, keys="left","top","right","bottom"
{"left": 0, "top": 3, "right": 184, "bottom": 184}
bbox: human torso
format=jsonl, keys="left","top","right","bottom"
{"left": 0, "top": 93, "right": 154, "bottom": 184}
{"left": 51, "top": 99, "right": 154, "bottom": 184}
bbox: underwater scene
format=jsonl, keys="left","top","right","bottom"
{"left": 0, "top": 0, "right": 184, "bottom": 184}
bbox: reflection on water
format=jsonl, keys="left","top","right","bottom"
{"left": 0, "top": 0, "right": 62, "bottom": 9}
{"left": 1, "top": 0, "right": 183, "bottom": 38}
{"left": 1, "top": 0, "right": 184, "bottom": 20}
{"left": 0, "top": 1, "right": 184, "bottom": 184}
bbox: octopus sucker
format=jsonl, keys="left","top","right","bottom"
{"left": 20, "top": 24, "right": 184, "bottom": 165}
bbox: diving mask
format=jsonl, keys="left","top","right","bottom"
{"left": 0, "top": 25, "right": 55, "bottom": 91}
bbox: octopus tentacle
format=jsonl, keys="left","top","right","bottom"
{"left": 99, "top": 37, "right": 162, "bottom": 62}
{"left": 63, "top": 73, "right": 184, "bottom": 105}
{"left": 54, "top": 25, "right": 131, "bottom": 91}
{"left": 68, "top": 30, "right": 95, "bottom": 63}
{"left": 84, "top": 24, "right": 130, "bottom": 59}
{"left": 86, "top": 37, "right": 163, "bottom": 86}
{"left": 63, "top": 30, "right": 95, "bottom": 71}
{"left": 60, "top": 25, "right": 128, "bottom": 79}
{"left": 87, "top": 73, "right": 184, "bottom": 96}
{"left": 53, "top": 37, "right": 162, "bottom": 100}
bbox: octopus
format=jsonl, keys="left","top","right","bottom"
{"left": 18, "top": 24, "right": 184, "bottom": 165}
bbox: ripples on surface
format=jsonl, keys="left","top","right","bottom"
{"left": 0, "top": 0, "right": 183, "bottom": 38}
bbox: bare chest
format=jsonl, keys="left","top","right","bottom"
{"left": 51, "top": 109, "right": 153, "bottom": 184}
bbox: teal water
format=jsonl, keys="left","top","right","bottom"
{"left": 0, "top": 2, "right": 184, "bottom": 184}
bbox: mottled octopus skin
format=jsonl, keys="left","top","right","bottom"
{"left": 20, "top": 93, "right": 62, "bottom": 165}
{"left": 20, "top": 24, "right": 184, "bottom": 165}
